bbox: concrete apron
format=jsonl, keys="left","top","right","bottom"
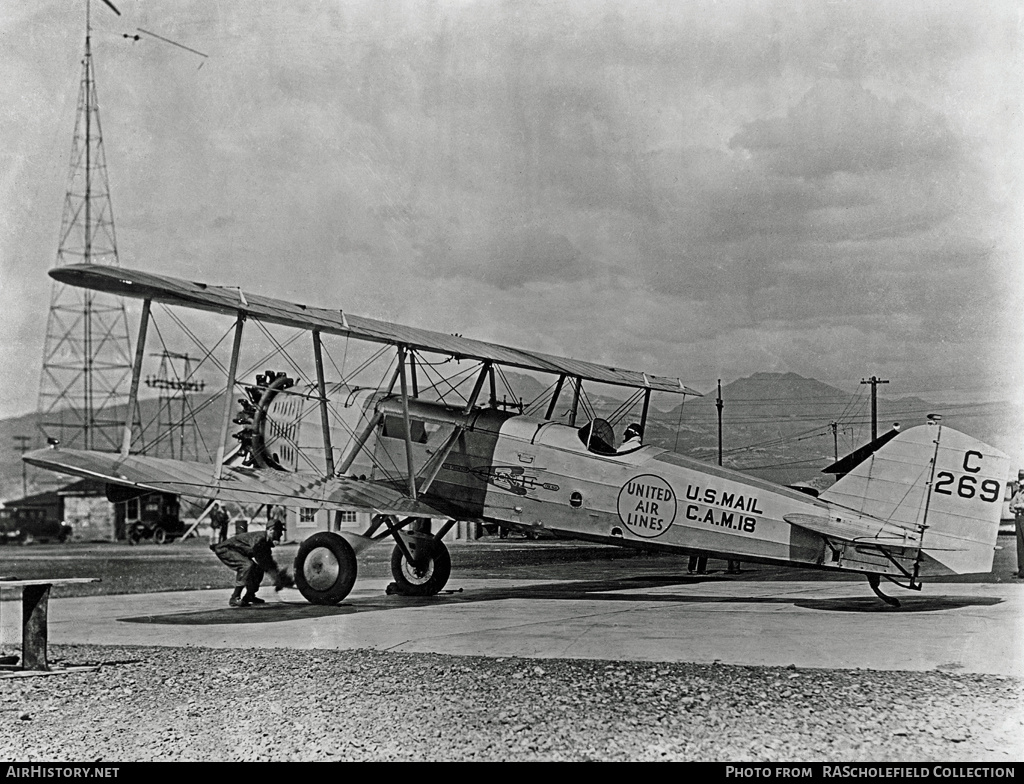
{"left": 4, "top": 579, "right": 1022, "bottom": 677}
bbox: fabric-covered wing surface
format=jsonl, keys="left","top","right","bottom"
{"left": 24, "top": 448, "right": 445, "bottom": 519}
{"left": 50, "top": 264, "right": 699, "bottom": 396}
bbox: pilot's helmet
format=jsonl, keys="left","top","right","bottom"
{"left": 624, "top": 423, "right": 643, "bottom": 440}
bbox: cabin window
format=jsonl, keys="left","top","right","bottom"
{"left": 382, "top": 415, "right": 428, "bottom": 443}
{"left": 570, "top": 491, "right": 583, "bottom": 508}
{"left": 299, "top": 508, "right": 316, "bottom": 523}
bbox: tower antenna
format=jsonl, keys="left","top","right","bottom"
{"left": 37, "top": 0, "right": 136, "bottom": 452}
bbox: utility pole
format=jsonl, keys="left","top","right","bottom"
{"left": 860, "top": 376, "right": 889, "bottom": 441}
{"left": 829, "top": 421, "right": 839, "bottom": 462}
{"left": 13, "top": 435, "right": 31, "bottom": 497}
{"left": 716, "top": 379, "right": 723, "bottom": 466}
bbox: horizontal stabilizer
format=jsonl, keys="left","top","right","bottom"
{"left": 24, "top": 448, "right": 447, "bottom": 519}
{"left": 783, "top": 512, "right": 922, "bottom": 548}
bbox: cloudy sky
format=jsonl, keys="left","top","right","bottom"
{"left": 2, "top": 1, "right": 1022, "bottom": 426}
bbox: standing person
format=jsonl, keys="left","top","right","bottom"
{"left": 688, "top": 554, "right": 707, "bottom": 575}
{"left": 1010, "top": 476, "right": 1024, "bottom": 579}
{"left": 726, "top": 559, "right": 741, "bottom": 574}
{"left": 270, "top": 504, "right": 288, "bottom": 539}
{"left": 210, "top": 518, "right": 292, "bottom": 607}
{"left": 209, "top": 501, "right": 229, "bottom": 545}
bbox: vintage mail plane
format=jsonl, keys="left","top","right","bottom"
{"left": 26, "top": 264, "right": 1011, "bottom": 607}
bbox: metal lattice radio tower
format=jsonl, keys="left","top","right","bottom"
{"left": 37, "top": 0, "right": 136, "bottom": 452}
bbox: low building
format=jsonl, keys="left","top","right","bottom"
{"left": 0, "top": 489, "right": 66, "bottom": 543}
{"left": 59, "top": 479, "right": 117, "bottom": 541}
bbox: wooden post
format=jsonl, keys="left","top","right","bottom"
{"left": 21, "top": 585, "right": 51, "bottom": 671}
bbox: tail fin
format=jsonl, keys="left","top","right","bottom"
{"left": 820, "top": 424, "right": 1010, "bottom": 575}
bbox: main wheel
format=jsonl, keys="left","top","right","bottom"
{"left": 294, "top": 532, "right": 357, "bottom": 605}
{"left": 389, "top": 539, "right": 451, "bottom": 596}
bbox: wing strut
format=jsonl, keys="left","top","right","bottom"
{"left": 639, "top": 388, "right": 651, "bottom": 436}
{"left": 414, "top": 361, "right": 492, "bottom": 496}
{"left": 545, "top": 374, "right": 566, "bottom": 420}
{"left": 569, "top": 377, "right": 582, "bottom": 426}
{"left": 213, "top": 313, "right": 245, "bottom": 481}
{"left": 121, "top": 298, "right": 151, "bottom": 456}
{"left": 397, "top": 345, "right": 417, "bottom": 499}
{"left": 311, "top": 329, "right": 335, "bottom": 476}
{"left": 335, "top": 361, "right": 403, "bottom": 476}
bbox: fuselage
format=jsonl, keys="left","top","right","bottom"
{"left": 266, "top": 388, "right": 926, "bottom": 578}
{"left": 371, "top": 405, "right": 833, "bottom": 569}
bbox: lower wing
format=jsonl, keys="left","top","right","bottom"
{"left": 24, "top": 448, "right": 446, "bottom": 519}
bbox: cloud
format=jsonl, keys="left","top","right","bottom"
{"left": 421, "top": 225, "right": 585, "bottom": 290}
{"left": 731, "top": 80, "right": 959, "bottom": 178}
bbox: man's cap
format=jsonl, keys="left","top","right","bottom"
{"left": 625, "top": 423, "right": 643, "bottom": 438}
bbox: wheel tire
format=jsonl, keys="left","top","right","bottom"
{"left": 153, "top": 527, "right": 169, "bottom": 545}
{"left": 294, "top": 532, "right": 357, "bottom": 605}
{"left": 389, "top": 539, "right": 451, "bottom": 596}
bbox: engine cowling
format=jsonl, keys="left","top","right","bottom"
{"left": 232, "top": 370, "right": 294, "bottom": 470}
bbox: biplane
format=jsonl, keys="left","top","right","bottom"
{"left": 26, "top": 264, "right": 1011, "bottom": 607}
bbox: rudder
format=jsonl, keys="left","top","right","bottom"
{"left": 820, "top": 423, "right": 1010, "bottom": 575}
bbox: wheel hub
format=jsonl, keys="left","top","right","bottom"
{"left": 400, "top": 557, "right": 434, "bottom": 585}
{"left": 304, "top": 546, "right": 340, "bottom": 590}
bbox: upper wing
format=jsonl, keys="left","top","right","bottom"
{"left": 24, "top": 448, "right": 446, "bottom": 519}
{"left": 50, "top": 264, "right": 699, "bottom": 396}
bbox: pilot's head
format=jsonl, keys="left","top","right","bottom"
{"left": 624, "top": 423, "right": 643, "bottom": 441}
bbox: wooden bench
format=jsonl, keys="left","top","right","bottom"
{"left": 0, "top": 578, "right": 100, "bottom": 674}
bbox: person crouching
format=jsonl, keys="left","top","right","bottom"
{"left": 210, "top": 518, "right": 292, "bottom": 607}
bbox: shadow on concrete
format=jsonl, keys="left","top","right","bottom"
{"left": 118, "top": 574, "right": 1004, "bottom": 625}
{"left": 793, "top": 596, "right": 1003, "bottom": 613}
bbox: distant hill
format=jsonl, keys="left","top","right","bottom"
{"left": 0, "top": 394, "right": 225, "bottom": 501}
{"left": 2, "top": 370, "right": 1019, "bottom": 500}
{"left": 650, "top": 372, "right": 1022, "bottom": 487}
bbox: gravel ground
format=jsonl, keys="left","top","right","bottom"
{"left": 1, "top": 645, "right": 1021, "bottom": 762}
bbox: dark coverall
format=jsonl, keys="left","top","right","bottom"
{"left": 211, "top": 531, "right": 282, "bottom": 598}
